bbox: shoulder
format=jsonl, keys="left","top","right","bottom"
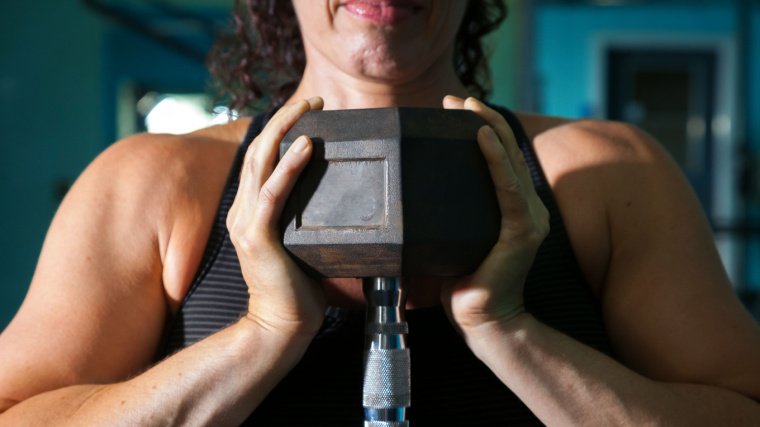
{"left": 521, "top": 115, "right": 696, "bottom": 236}
{"left": 517, "top": 114, "right": 760, "bottom": 402}
{"left": 69, "top": 118, "right": 253, "bottom": 309}
{"left": 515, "top": 113, "right": 667, "bottom": 180}
{"left": 512, "top": 113, "right": 677, "bottom": 291}
{"left": 91, "top": 121, "right": 248, "bottom": 195}
{"left": 83, "top": 118, "right": 252, "bottom": 224}
{"left": 0, "top": 119, "right": 255, "bottom": 404}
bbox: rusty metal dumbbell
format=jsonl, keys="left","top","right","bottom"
{"left": 280, "top": 108, "right": 500, "bottom": 426}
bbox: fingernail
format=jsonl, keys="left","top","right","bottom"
{"left": 307, "top": 96, "right": 321, "bottom": 104}
{"left": 293, "top": 136, "right": 308, "bottom": 152}
{"left": 464, "top": 97, "right": 479, "bottom": 110}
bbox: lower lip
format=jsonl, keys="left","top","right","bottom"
{"left": 343, "top": 2, "right": 419, "bottom": 25}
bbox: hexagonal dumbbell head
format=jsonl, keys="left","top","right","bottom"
{"left": 279, "top": 108, "right": 500, "bottom": 278}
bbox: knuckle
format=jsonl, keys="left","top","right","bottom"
{"left": 485, "top": 150, "right": 510, "bottom": 173}
{"left": 258, "top": 184, "right": 278, "bottom": 208}
{"left": 276, "top": 159, "right": 300, "bottom": 179}
{"left": 226, "top": 213, "right": 236, "bottom": 234}
{"left": 493, "top": 123, "right": 510, "bottom": 137}
{"left": 496, "top": 178, "right": 522, "bottom": 198}
{"left": 514, "top": 149, "right": 527, "bottom": 165}
{"left": 237, "top": 233, "right": 263, "bottom": 254}
{"left": 527, "top": 207, "right": 551, "bottom": 245}
{"left": 227, "top": 218, "right": 246, "bottom": 245}
{"left": 252, "top": 153, "right": 268, "bottom": 173}
{"left": 243, "top": 144, "right": 258, "bottom": 167}
{"left": 528, "top": 223, "right": 548, "bottom": 246}
{"left": 499, "top": 201, "right": 549, "bottom": 248}
{"left": 537, "top": 206, "right": 551, "bottom": 238}
{"left": 494, "top": 147, "right": 510, "bottom": 163}
{"left": 274, "top": 157, "right": 293, "bottom": 173}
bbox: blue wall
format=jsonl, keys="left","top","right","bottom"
{"left": 0, "top": 2, "right": 220, "bottom": 329}
{"left": 535, "top": 2, "right": 759, "bottom": 153}
{"left": 536, "top": 2, "right": 760, "bottom": 294}
{"left": 0, "top": 1, "right": 105, "bottom": 329}
{"left": 536, "top": 3, "right": 740, "bottom": 118}
{"left": 751, "top": 9, "right": 760, "bottom": 158}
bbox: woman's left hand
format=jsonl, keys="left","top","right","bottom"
{"left": 441, "top": 96, "right": 550, "bottom": 336}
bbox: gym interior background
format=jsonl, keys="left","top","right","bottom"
{"left": 1, "top": 0, "right": 759, "bottom": 329}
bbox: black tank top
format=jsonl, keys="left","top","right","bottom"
{"left": 160, "top": 106, "right": 614, "bottom": 426}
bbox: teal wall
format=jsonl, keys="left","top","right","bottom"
{"left": 747, "top": 8, "right": 760, "bottom": 293}
{"left": 0, "top": 1, "right": 106, "bottom": 329}
{"left": 0, "top": 2, "right": 219, "bottom": 329}
{"left": 751, "top": 9, "right": 760, "bottom": 160}
{"left": 535, "top": 2, "right": 760, "bottom": 294}
{"left": 488, "top": 0, "right": 528, "bottom": 109}
{"left": 536, "top": 3, "right": 739, "bottom": 118}
{"left": 535, "top": 2, "right": 759, "bottom": 152}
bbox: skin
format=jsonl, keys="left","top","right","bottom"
{"left": 1, "top": 0, "right": 760, "bottom": 424}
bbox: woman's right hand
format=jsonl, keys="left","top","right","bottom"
{"left": 227, "top": 97, "right": 326, "bottom": 340}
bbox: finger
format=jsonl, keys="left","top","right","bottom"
{"left": 305, "top": 96, "right": 324, "bottom": 111}
{"left": 477, "top": 125, "right": 526, "bottom": 216}
{"left": 253, "top": 135, "right": 313, "bottom": 236}
{"left": 442, "top": 95, "right": 465, "bottom": 110}
{"left": 251, "top": 100, "right": 315, "bottom": 195}
{"left": 478, "top": 124, "right": 549, "bottom": 258}
{"left": 270, "top": 96, "right": 324, "bottom": 121}
{"left": 252, "top": 97, "right": 323, "bottom": 173}
{"left": 240, "top": 100, "right": 302, "bottom": 188}
{"left": 231, "top": 99, "right": 321, "bottom": 232}
{"left": 463, "top": 98, "right": 518, "bottom": 155}
{"left": 259, "top": 97, "right": 321, "bottom": 152}
{"left": 463, "top": 98, "right": 532, "bottom": 186}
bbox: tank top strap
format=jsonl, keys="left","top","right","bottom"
{"left": 161, "top": 111, "right": 273, "bottom": 354}
{"left": 490, "top": 105, "right": 590, "bottom": 289}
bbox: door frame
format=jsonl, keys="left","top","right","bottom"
{"left": 590, "top": 32, "right": 741, "bottom": 285}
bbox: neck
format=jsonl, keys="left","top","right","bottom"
{"left": 286, "top": 47, "right": 469, "bottom": 110}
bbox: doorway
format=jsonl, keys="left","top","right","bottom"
{"left": 606, "top": 49, "right": 717, "bottom": 215}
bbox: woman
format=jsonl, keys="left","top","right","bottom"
{"left": 1, "top": 0, "right": 759, "bottom": 425}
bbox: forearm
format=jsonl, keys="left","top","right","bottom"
{"left": 464, "top": 313, "right": 760, "bottom": 426}
{"left": 0, "top": 317, "right": 312, "bottom": 426}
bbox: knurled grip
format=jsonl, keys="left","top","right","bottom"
{"left": 365, "top": 422, "right": 410, "bottom": 427}
{"left": 363, "top": 348, "right": 411, "bottom": 408}
{"left": 363, "top": 277, "right": 410, "bottom": 424}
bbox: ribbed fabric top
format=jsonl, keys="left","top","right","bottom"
{"left": 161, "top": 106, "right": 614, "bottom": 426}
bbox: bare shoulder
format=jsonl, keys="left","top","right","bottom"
{"left": 512, "top": 113, "right": 674, "bottom": 292}
{"left": 94, "top": 118, "right": 250, "bottom": 195}
{"left": 516, "top": 112, "right": 760, "bottom": 401}
{"left": 0, "top": 118, "right": 251, "bottom": 407}
{"left": 515, "top": 113, "right": 666, "bottom": 178}
{"left": 85, "top": 117, "right": 253, "bottom": 307}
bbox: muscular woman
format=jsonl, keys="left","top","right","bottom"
{"left": 1, "top": 1, "right": 759, "bottom": 425}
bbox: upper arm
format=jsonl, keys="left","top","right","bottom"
{"left": 564, "top": 122, "right": 760, "bottom": 401}
{"left": 0, "top": 135, "right": 175, "bottom": 405}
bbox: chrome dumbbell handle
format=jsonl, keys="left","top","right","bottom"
{"left": 363, "top": 277, "right": 410, "bottom": 427}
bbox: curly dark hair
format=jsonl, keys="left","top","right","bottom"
{"left": 208, "top": 0, "right": 507, "bottom": 114}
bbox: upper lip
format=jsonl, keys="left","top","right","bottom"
{"left": 341, "top": 0, "right": 423, "bottom": 7}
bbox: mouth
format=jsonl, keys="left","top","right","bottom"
{"left": 341, "top": 0, "right": 424, "bottom": 25}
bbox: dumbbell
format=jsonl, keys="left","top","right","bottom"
{"left": 280, "top": 108, "right": 500, "bottom": 426}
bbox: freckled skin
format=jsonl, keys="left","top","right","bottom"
{"left": 1, "top": 1, "right": 759, "bottom": 425}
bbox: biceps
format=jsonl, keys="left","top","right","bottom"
{"left": 0, "top": 169, "right": 167, "bottom": 403}
{"left": 601, "top": 157, "right": 760, "bottom": 400}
